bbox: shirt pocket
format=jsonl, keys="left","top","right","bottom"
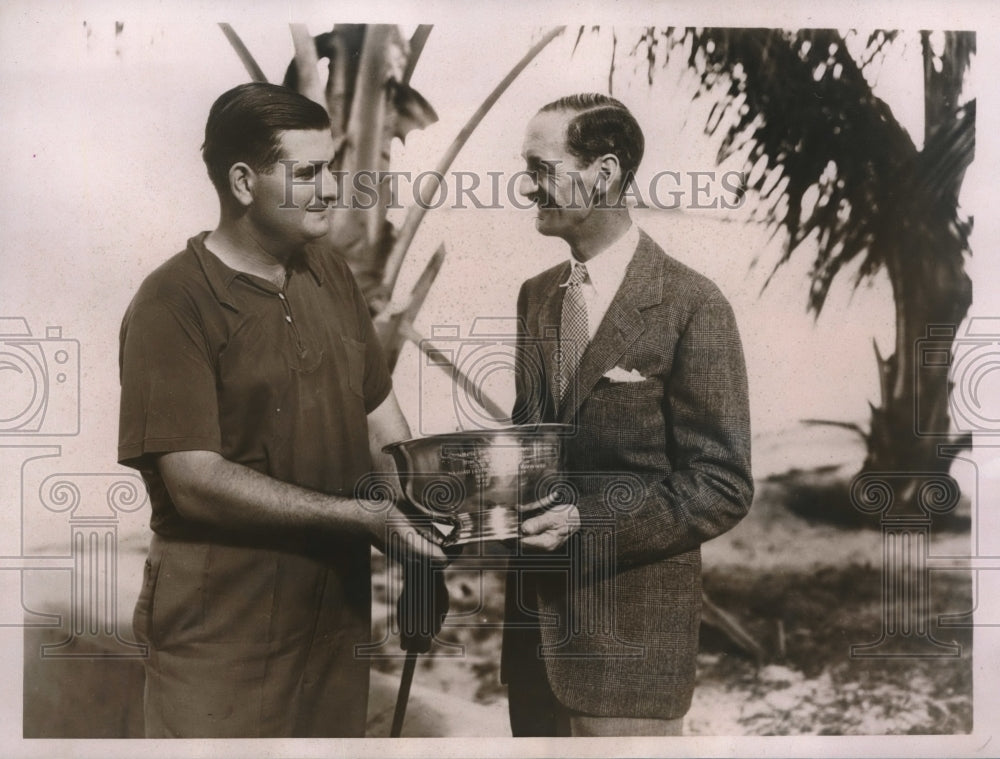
{"left": 340, "top": 334, "right": 366, "bottom": 398}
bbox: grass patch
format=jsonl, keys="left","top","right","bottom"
{"left": 763, "top": 468, "right": 971, "bottom": 532}
{"left": 699, "top": 565, "right": 973, "bottom": 734}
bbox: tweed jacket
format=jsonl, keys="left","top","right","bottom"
{"left": 502, "top": 229, "right": 753, "bottom": 719}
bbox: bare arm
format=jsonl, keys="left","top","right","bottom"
{"left": 157, "top": 393, "right": 443, "bottom": 562}
{"left": 366, "top": 390, "right": 411, "bottom": 495}
{"left": 157, "top": 450, "right": 378, "bottom": 533}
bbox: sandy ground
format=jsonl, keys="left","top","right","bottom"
{"left": 364, "top": 463, "right": 973, "bottom": 736}
{"left": 363, "top": 428, "right": 974, "bottom": 736}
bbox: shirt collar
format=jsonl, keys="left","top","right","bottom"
{"left": 565, "top": 222, "right": 640, "bottom": 295}
{"left": 189, "top": 232, "right": 325, "bottom": 311}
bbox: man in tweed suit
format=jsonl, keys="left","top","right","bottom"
{"left": 502, "top": 93, "right": 753, "bottom": 736}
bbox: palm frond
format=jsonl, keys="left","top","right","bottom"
{"left": 649, "top": 27, "right": 975, "bottom": 316}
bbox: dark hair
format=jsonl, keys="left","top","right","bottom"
{"left": 539, "top": 94, "right": 644, "bottom": 181}
{"left": 202, "top": 82, "right": 330, "bottom": 195}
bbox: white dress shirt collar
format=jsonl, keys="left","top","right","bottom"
{"left": 562, "top": 223, "right": 641, "bottom": 340}
{"left": 573, "top": 222, "right": 640, "bottom": 296}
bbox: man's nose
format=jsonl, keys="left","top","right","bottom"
{"left": 321, "top": 166, "right": 339, "bottom": 204}
{"left": 518, "top": 172, "right": 538, "bottom": 199}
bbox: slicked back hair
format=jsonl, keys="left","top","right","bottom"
{"left": 539, "top": 94, "right": 645, "bottom": 183}
{"left": 202, "top": 82, "right": 330, "bottom": 196}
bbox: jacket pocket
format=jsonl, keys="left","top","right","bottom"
{"left": 590, "top": 375, "right": 663, "bottom": 404}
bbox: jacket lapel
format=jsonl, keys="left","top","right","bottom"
{"left": 558, "top": 231, "right": 664, "bottom": 423}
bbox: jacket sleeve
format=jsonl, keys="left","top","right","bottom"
{"left": 575, "top": 289, "right": 754, "bottom": 567}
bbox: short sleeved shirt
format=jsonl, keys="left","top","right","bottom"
{"left": 118, "top": 232, "right": 392, "bottom": 540}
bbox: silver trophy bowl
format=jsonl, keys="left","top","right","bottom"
{"left": 382, "top": 424, "right": 570, "bottom": 546}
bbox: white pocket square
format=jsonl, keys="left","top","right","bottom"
{"left": 603, "top": 366, "right": 646, "bottom": 383}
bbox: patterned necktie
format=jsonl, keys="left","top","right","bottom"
{"left": 558, "top": 263, "right": 589, "bottom": 404}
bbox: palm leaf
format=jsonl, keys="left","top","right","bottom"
{"left": 637, "top": 27, "right": 973, "bottom": 316}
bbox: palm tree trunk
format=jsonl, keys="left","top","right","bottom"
{"left": 866, "top": 242, "right": 971, "bottom": 475}
{"left": 862, "top": 31, "right": 974, "bottom": 477}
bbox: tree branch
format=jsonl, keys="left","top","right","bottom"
{"left": 379, "top": 26, "right": 566, "bottom": 297}
{"left": 218, "top": 23, "right": 267, "bottom": 83}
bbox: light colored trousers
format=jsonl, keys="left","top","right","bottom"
{"left": 133, "top": 534, "right": 371, "bottom": 737}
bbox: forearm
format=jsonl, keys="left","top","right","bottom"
{"left": 158, "top": 450, "right": 383, "bottom": 541}
{"left": 366, "top": 391, "right": 411, "bottom": 499}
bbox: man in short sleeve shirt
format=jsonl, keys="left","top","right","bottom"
{"left": 118, "top": 82, "right": 443, "bottom": 738}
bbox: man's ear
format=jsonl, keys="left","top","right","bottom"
{"left": 227, "top": 162, "right": 255, "bottom": 208}
{"left": 595, "top": 153, "right": 622, "bottom": 203}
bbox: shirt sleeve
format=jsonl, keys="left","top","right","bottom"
{"left": 118, "top": 292, "right": 222, "bottom": 470}
{"left": 345, "top": 269, "right": 392, "bottom": 414}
